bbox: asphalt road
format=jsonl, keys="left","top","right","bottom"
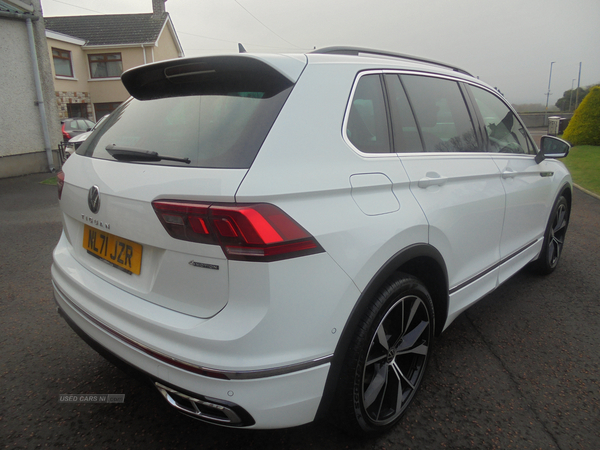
{"left": 1, "top": 173, "right": 598, "bottom": 450}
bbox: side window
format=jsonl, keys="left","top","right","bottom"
{"left": 384, "top": 74, "right": 423, "bottom": 153}
{"left": 470, "top": 86, "right": 535, "bottom": 154}
{"left": 401, "top": 75, "right": 479, "bottom": 152}
{"left": 346, "top": 74, "right": 391, "bottom": 153}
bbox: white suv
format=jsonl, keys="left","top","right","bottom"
{"left": 52, "top": 47, "right": 572, "bottom": 433}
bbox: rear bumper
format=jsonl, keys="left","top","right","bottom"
{"left": 53, "top": 281, "right": 332, "bottom": 428}
{"left": 55, "top": 301, "right": 256, "bottom": 426}
{"left": 51, "top": 231, "right": 358, "bottom": 428}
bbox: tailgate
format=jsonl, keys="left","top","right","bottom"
{"left": 60, "top": 155, "right": 247, "bottom": 318}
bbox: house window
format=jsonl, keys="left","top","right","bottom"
{"left": 94, "top": 102, "right": 122, "bottom": 118}
{"left": 67, "top": 103, "right": 89, "bottom": 119}
{"left": 88, "top": 53, "right": 123, "bottom": 78}
{"left": 52, "top": 48, "right": 74, "bottom": 77}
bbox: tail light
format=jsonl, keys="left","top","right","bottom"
{"left": 57, "top": 171, "right": 65, "bottom": 200}
{"left": 61, "top": 123, "right": 71, "bottom": 140}
{"left": 152, "top": 200, "right": 324, "bottom": 262}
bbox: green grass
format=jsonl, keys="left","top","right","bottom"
{"left": 40, "top": 176, "right": 58, "bottom": 186}
{"left": 562, "top": 145, "right": 600, "bottom": 195}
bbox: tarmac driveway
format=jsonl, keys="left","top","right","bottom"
{"left": 1, "top": 173, "right": 598, "bottom": 449}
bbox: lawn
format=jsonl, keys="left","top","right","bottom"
{"left": 561, "top": 145, "right": 600, "bottom": 196}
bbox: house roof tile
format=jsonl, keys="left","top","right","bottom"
{"left": 44, "top": 13, "right": 169, "bottom": 46}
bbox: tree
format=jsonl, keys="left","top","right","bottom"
{"left": 555, "top": 84, "right": 599, "bottom": 112}
{"left": 562, "top": 86, "right": 600, "bottom": 146}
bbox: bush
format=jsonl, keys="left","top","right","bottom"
{"left": 563, "top": 86, "right": 600, "bottom": 146}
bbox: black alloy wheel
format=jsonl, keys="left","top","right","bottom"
{"left": 333, "top": 274, "right": 434, "bottom": 434}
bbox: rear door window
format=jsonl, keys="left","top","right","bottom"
{"left": 401, "top": 75, "right": 479, "bottom": 152}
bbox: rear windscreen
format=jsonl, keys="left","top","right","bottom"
{"left": 77, "top": 88, "right": 292, "bottom": 169}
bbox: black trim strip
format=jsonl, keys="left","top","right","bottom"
{"left": 449, "top": 239, "right": 539, "bottom": 295}
{"left": 53, "top": 282, "right": 332, "bottom": 380}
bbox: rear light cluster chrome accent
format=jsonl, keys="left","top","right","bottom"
{"left": 152, "top": 200, "right": 324, "bottom": 262}
{"left": 154, "top": 382, "right": 253, "bottom": 426}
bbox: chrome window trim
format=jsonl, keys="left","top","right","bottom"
{"left": 342, "top": 69, "right": 534, "bottom": 157}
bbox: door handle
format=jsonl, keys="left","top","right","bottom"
{"left": 502, "top": 169, "right": 517, "bottom": 179}
{"left": 418, "top": 172, "right": 447, "bottom": 189}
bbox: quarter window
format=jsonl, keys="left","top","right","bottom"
{"left": 470, "top": 86, "right": 535, "bottom": 154}
{"left": 88, "top": 53, "right": 123, "bottom": 79}
{"left": 346, "top": 74, "right": 391, "bottom": 153}
{"left": 52, "top": 48, "right": 74, "bottom": 78}
{"left": 402, "top": 75, "right": 479, "bottom": 152}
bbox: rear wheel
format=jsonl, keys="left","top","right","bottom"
{"left": 333, "top": 274, "right": 434, "bottom": 434}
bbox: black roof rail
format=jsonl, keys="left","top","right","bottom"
{"left": 311, "top": 46, "right": 473, "bottom": 77}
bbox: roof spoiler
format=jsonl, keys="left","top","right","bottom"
{"left": 121, "top": 55, "right": 295, "bottom": 100}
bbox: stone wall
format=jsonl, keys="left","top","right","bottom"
{"left": 56, "top": 90, "right": 93, "bottom": 120}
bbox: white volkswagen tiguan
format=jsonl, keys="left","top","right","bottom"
{"left": 52, "top": 47, "right": 572, "bottom": 433}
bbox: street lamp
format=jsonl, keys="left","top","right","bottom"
{"left": 569, "top": 78, "right": 575, "bottom": 112}
{"left": 544, "top": 61, "right": 555, "bottom": 126}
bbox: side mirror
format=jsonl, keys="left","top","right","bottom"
{"left": 535, "top": 136, "right": 571, "bottom": 164}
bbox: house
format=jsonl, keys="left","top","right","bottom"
{"left": 44, "top": 0, "right": 184, "bottom": 122}
{"left": 0, "top": 0, "right": 62, "bottom": 178}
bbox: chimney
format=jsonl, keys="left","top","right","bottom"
{"left": 152, "top": 0, "right": 167, "bottom": 16}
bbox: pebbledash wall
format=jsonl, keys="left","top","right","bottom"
{"left": 0, "top": 0, "right": 62, "bottom": 179}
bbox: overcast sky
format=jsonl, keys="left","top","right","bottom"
{"left": 40, "top": 0, "right": 599, "bottom": 105}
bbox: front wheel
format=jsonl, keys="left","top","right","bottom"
{"left": 531, "top": 194, "right": 570, "bottom": 275}
{"left": 333, "top": 274, "right": 434, "bottom": 434}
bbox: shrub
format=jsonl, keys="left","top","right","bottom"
{"left": 563, "top": 86, "right": 600, "bottom": 146}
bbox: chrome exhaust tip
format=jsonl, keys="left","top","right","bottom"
{"left": 155, "top": 382, "right": 248, "bottom": 426}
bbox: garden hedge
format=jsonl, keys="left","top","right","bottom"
{"left": 563, "top": 86, "right": 600, "bottom": 146}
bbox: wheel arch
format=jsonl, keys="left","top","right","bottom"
{"left": 315, "top": 243, "right": 448, "bottom": 421}
{"left": 559, "top": 182, "right": 572, "bottom": 211}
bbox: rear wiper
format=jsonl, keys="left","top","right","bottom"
{"left": 105, "top": 144, "right": 191, "bottom": 164}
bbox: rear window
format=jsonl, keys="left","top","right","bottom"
{"left": 77, "top": 88, "right": 291, "bottom": 169}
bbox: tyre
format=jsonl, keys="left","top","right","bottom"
{"left": 531, "top": 194, "right": 570, "bottom": 275}
{"left": 333, "top": 274, "right": 434, "bottom": 434}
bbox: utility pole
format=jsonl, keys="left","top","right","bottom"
{"left": 574, "top": 62, "right": 582, "bottom": 110}
{"left": 544, "top": 61, "right": 555, "bottom": 126}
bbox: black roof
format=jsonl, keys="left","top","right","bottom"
{"left": 44, "top": 13, "right": 169, "bottom": 46}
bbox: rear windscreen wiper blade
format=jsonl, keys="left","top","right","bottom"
{"left": 105, "top": 144, "right": 191, "bottom": 164}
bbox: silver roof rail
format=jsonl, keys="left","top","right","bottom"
{"left": 312, "top": 46, "right": 473, "bottom": 77}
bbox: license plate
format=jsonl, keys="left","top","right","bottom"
{"left": 83, "top": 225, "right": 142, "bottom": 275}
